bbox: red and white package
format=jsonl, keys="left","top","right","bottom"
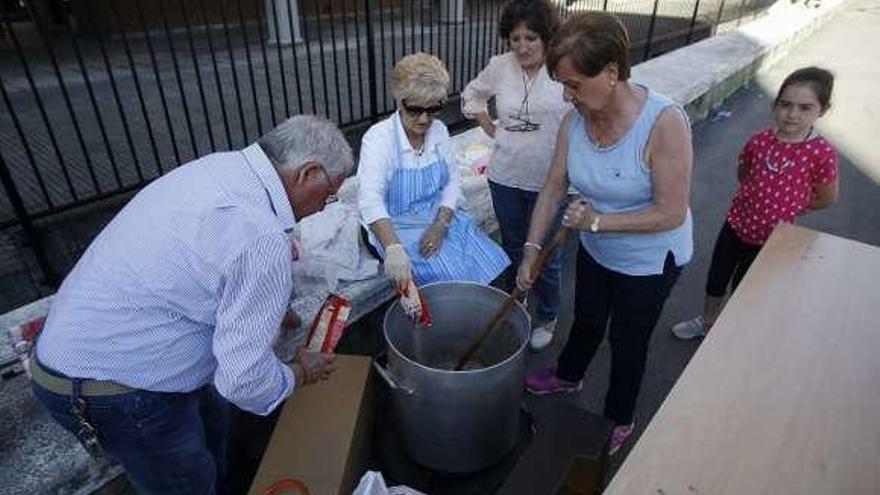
{"left": 400, "top": 280, "right": 431, "bottom": 326}
{"left": 6, "top": 315, "right": 47, "bottom": 378}
{"left": 305, "top": 294, "right": 351, "bottom": 353}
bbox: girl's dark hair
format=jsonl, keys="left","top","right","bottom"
{"left": 498, "top": 0, "right": 559, "bottom": 45}
{"left": 546, "top": 11, "right": 631, "bottom": 81}
{"left": 775, "top": 67, "right": 834, "bottom": 110}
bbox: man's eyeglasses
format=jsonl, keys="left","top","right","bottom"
{"left": 402, "top": 100, "right": 446, "bottom": 117}
{"left": 316, "top": 166, "right": 340, "bottom": 205}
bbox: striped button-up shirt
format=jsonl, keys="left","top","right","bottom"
{"left": 37, "top": 144, "right": 296, "bottom": 415}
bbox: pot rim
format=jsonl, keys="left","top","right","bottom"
{"left": 382, "top": 281, "right": 530, "bottom": 375}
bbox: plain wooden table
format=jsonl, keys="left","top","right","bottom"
{"left": 606, "top": 224, "right": 880, "bottom": 495}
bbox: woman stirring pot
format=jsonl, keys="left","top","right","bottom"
{"left": 519, "top": 12, "right": 693, "bottom": 455}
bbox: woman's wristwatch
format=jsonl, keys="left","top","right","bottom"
{"left": 589, "top": 214, "right": 601, "bottom": 233}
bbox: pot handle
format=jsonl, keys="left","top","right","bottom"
{"left": 372, "top": 359, "right": 414, "bottom": 396}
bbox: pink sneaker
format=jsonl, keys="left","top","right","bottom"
{"left": 525, "top": 365, "right": 583, "bottom": 395}
{"left": 609, "top": 423, "right": 635, "bottom": 455}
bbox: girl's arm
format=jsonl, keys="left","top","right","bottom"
{"left": 807, "top": 145, "right": 839, "bottom": 211}
{"left": 736, "top": 135, "right": 757, "bottom": 182}
{"left": 737, "top": 159, "right": 750, "bottom": 182}
{"left": 809, "top": 179, "right": 839, "bottom": 210}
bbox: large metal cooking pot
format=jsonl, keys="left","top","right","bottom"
{"left": 374, "top": 281, "right": 530, "bottom": 473}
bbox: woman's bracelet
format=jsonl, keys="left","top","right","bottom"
{"left": 524, "top": 241, "right": 542, "bottom": 252}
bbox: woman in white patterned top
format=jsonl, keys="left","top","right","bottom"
{"left": 462, "top": 0, "right": 570, "bottom": 351}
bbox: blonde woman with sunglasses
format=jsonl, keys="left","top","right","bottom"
{"left": 357, "top": 53, "right": 510, "bottom": 294}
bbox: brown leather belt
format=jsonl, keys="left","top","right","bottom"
{"left": 30, "top": 357, "right": 135, "bottom": 396}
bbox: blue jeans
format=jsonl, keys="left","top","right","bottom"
{"left": 489, "top": 180, "right": 563, "bottom": 322}
{"left": 32, "top": 366, "right": 228, "bottom": 495}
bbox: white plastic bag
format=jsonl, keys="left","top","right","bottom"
{"left": 445, "top": 127, "right": 497, "bottom": 233}
{"left": 290, "top": 178, "right": 379, "bottom": 298}
{"left": 351, "top": 470, "right": 427, "bottom": 495}
{"left": 446, "top": 126, "right": 494, "bottom": 175}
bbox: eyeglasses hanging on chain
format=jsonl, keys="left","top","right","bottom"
{"left": 505, "top": 72, "right": 541, "bottom": 132}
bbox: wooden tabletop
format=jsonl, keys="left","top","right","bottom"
{"left": 606, "top": 224, "right": 880, "bottom": 495}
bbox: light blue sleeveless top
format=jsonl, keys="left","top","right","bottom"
{"left": 567, "top": 86, "right": 693, "bottom": 276}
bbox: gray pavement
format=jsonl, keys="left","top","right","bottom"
{"left": 528, "top": 0, "right": 880, "bottom": 479}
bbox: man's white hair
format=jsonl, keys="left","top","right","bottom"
{"left": 257, "top": 115, "right": 353, "bottom": 177}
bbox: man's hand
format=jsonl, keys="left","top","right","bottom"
{"left": 282, "top": 310, "right": 301, "bottom": 330}
{"left": 274, "top": 310, "right": 303, "bottom": 348}
{"left": 293, "top": 349, "right": 338, "bottom": 387}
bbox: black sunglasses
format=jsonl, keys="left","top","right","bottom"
{"left": 402, "top": 100, "right": 446, "bottom": 117}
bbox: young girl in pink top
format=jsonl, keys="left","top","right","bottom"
{"left": 673, "top": 67, "right": 839, "bottom": 339}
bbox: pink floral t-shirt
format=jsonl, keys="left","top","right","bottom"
{"left": 727, "top": 128, "right": 838, "bottom": 245}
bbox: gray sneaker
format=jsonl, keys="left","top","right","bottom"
{"left": 671, "top": 316, "right": 706, "bottom": 340}
{"left": 529, "top": 318, "right": 556, "bottom": 351}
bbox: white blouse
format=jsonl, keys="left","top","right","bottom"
{"left": 357, "top": 111, "right": 461, "bottom": 226}
{"left": 462, "top": 52, "right": 570, "bottom": 192}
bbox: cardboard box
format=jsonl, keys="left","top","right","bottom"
{"left": 249, "top": 354, "right": 376, "bottom": 495}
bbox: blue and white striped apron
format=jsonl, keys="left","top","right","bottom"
{"left": 371, "top": 128, "right": 510, "bottom": 286}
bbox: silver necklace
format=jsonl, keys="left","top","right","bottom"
{"left": 765, "top": 127, "right": 813, "bottom": 173}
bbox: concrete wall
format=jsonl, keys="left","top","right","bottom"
{"left": 631, "top": 0, "right": 850, "bottom": 123}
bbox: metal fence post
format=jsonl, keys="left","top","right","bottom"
{"left": 365, "top": 0, "right": 379, "bottom": 122}
{"left": 686, "top": 0, "right": 702, "bottom": 44}
{"left": 643, "top": 0, "right": 660, "bottom": 61}
{"left": 0, "top": 154, "right": 57, "bottom": 287}
{"left": 716, "top": 0, "right": 727, "bottom": 32}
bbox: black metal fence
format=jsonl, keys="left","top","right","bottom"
{"left": 0, "top": 0, "right": 773, "bottom": 312}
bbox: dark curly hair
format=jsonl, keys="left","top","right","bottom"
{"left": 498, "top": 0, "right": 558, "bottom": 45}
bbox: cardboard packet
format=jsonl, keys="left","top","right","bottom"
{"left": 306, "top": 294, "right": 351, "bottom": 353}
{"left": 5, "top": 315, "right": 47, "bottom": 378}
{"left": 400, "top": 280, "right": 431, "bottom": 326}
